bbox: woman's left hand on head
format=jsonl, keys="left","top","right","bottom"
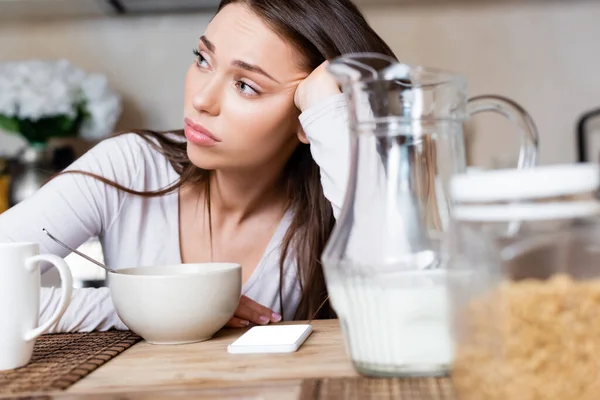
{"left": 294, "top": 61, "right": 341, "bottom": 113}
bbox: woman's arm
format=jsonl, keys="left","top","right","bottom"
{"left": 299, "top": 93, "right": 350, "bottom": 219}
{"left": 0, "top": 133, "right": 145, "bottom": 332}
{"left": 299, "top": 88, "right": 400, "bottom": 267}
{"left": 40, "top": 286, "right": 128, "bottom": 332}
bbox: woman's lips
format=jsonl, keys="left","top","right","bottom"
{"left": 184, "top": 118, "right": 220, "bottom": 146}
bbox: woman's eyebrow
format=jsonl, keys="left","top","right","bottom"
{"left": 200, "top": 35, "right": 216, "bottom": 53}
{"left": 200, "top": 35, "right": 281, "bottom": 84}
{"left": 231, "top": 60, "right": 280, "bottom": 83}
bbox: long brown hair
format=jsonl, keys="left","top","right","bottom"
{"left": 62, "top": 0, "right": 396, "bottom": 320}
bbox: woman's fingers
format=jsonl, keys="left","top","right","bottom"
{"left": 225, "top": 316, "right": 250, "bottom": 328}
{"left": 225, "top": 296, "right": 282, "bottom": 328}
{"left": 235, "top": 295, "right": 282, "bottom": 325}
{"left": 242, "top": 295, "right": 282, "bottom": 323}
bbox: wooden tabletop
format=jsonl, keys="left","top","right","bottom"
{"left": 66, "top": 319, "right": 357, "bottom": 398}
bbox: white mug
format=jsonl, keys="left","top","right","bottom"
{"left": 0, "top": 242, "right": 73, "bottom": 371}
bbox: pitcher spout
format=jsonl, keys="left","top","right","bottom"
{"left": 327, "top": 52, "right": 410, "bottom": 85}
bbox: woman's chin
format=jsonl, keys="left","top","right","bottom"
{"left": 186, "top": 145, "right": 221, "bottom": 170}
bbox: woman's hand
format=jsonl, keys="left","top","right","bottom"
{"left": 294, "top": 60, "right": 341, "bottom": 113}
{"left": 226, "top": 295, "right": 282, "bottom": 328}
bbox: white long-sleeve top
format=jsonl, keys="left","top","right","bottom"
{"left": 0, "top": 94, "right": 351, "bottom": 332}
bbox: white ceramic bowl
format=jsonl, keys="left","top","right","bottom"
{"left": 108, "top": 263, "right": 241, "bottom": 345}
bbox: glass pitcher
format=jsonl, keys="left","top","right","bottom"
{"left": 321, "top": 53, "right": 539, "bottom": 377}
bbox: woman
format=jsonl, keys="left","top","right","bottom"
{"left": 0, "top": 0, "right": 395, "bottom": 332}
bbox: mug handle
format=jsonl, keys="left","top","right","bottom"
{"left": 466, "top": 94, "right": 540, "bottom": 169}
{"left": 23, "top": 254, "right": 73, "bottom": 342}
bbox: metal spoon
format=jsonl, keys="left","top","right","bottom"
{"left": 42, "top": 228, "right": 118, "bottom": 274}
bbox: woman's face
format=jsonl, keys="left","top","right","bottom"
{"left": 183, "top": 3, "right": 310, "bottom": 172}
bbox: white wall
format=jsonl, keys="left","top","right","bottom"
{"left": 365, "top": 1, "right": 600, "bottom": 167}
{"left": 1, "top": 1, "right": 600, "bottom": 166}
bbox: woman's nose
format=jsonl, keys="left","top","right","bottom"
{"left": 192, "top": 78, "right": 222, "bottom": 116}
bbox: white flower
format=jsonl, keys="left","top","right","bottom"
{"left": 78, "top": 74, "right": 122, "bottom": 140}
{"left": 0, "top": 64, "right": 19, "bottom": 117}
{"left": 0, "top": 59, "right": 122, "bottom": 140}
{"left": 10, "top": 60, "right": 81, "bottom": 120}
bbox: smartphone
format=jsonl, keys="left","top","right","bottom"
{"left": 227, "top": 324, "right": 313, "bottom": 354}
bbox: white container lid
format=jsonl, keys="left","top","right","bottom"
{"left": 453, "top": 201, "right": 600, "bottom": 221}
{"left": 450, "top": 163, "right": 600, "bottom": 203}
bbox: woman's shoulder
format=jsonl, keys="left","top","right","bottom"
{"left": 67, "top": 131, "right": 184, "bottom": 190}
{"left": 114, "top": 131, "right": 184, "bottom": 186}
{"left": 99, "top": 131, "right": 183, "bottom": 164}
{"left": 99, "top": 131, "right": 184, "bottom": 160}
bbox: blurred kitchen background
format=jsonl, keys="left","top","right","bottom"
{"left": 1, "top": 0, "right": 600, "bottom": 287}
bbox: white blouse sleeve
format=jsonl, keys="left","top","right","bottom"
{"left": 299, "top": 94, "right": 351, "bottom": 219}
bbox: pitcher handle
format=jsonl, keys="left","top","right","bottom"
{"left": 23, "top": 255, "right": 73, "bottom": 341}
{"left": 466, "top": 94, "right": 540, "bottom": 169}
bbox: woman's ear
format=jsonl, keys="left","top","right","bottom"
{"left": 297, "top": 125, "right": 309, "bottom": 144}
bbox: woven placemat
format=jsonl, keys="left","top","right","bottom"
{"left": 0, "top": 330, "right": 141, "bottom": 396}
{"left": 300, "top": 377, "right": 456, "bottom": 400}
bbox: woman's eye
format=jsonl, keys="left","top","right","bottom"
{"left": 192, "top": 49, "right": 209, "bottom": 68}
{"left": 236, "top": 81, "right": 259, "bottom": 97}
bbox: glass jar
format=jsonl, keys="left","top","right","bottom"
{"left": 448, "top": 163, "right": 600, "bottom": 400}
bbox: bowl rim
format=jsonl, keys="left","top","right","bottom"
{"left": 109, "top": 262, "right": 241, "bottom": 279}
